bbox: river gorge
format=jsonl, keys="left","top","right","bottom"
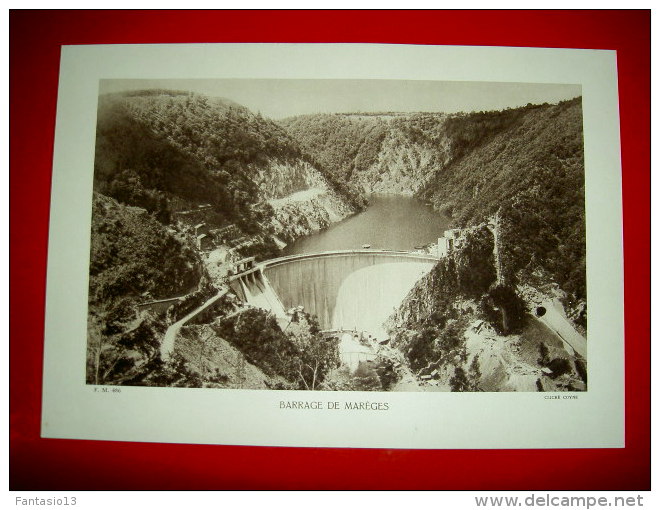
{"left": 233, "top": 195, "right": 454, "bottom": 342}
{"left": 282, "top": 194, "right": 452, "bottom": 255}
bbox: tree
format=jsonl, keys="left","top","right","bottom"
{"left": 405, "top": 327, "right": 438, "bottom": 371}
{"left": 287, "top": 314, "right": 339, "bottom": 390}
{"left": 468, "top": 355, "right": 482, "bottom": 391}
{"left": 374, "top": 359, "right": 399, "bottom": 391}
{"left": 537, "top": 342, "right": 550, "bottom": 366}
{"left": 216, "top": 308, "right": 294, "bottom": 377}
{"left": 351, "top": 362, "right": 383, "bottom": 391}
{"left": 450, "top": 366, "right": 470, "bottom": 392}
{"left": 455, "top": 227, "right": 497, "bottom": 297}
{"left": 438, "top": 323, "right": 462, "bottom": 351}
{"left": 217, "top": 309, "right": 339, "bottom": 390}
{"left": 574, "top": 358, "right": 587, "bottom": 384}
{"left": 547, "top": 358, "right": 572, "bottom": 379}
{"left": 481, "top": 284, "right": 527, "bottom": 334}
{"left": 145, "top": 352, "right": 203, "bottom": 388}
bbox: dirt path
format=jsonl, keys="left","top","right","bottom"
{"left": 160, "top": 288, "right": 228, "bottom": 361}
{"left": 539, "top": 299, "right": 587, "bottom": 358}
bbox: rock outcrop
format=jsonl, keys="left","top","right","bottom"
{"left": 254, "top": 159, "right": 355, "bottom": 241}
{"left": 356, "top": 128, "right": 451, "bottom": 195}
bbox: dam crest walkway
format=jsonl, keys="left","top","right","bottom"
{"left": 229, "top": 249, "right": 441, "bottom": 280}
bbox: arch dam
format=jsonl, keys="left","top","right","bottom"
{"left": 229, "top": 250, "right": 440, "bottom": 339}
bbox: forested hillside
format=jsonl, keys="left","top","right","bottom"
{"left": 86, "top": 193, "right": 203, "bottom": 385}
{"left": 281, "top": 113, "right": 452, "bottom": 195}
{"left": 87, "top": 90, "right": 362, "bottom": 385}
{"left": 95, "top": 91, "right": 361, "bottom": 236}
{"left": 423, "top": 98, "right": 585, "bottom": 317}
{"left": 281, "top": 114, "right": 390, "bottom": 183}
{"left": 283, "top": 99, "right": 585, "bottom": 319}
{"left": 387, "top": 226, "right": 586, "bottom": 392}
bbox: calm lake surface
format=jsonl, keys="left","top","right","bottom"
{"left": 282, "top": 194, "right": 452, "bottom": 255}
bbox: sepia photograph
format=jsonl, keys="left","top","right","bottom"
{"left": 87, "top": 78, "right": 587, "bottom": 393}
{"left": 9, "top": 6, "right": 650, "bottom": 491}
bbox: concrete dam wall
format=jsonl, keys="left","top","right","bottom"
{"left": 232, "top": 271, "right": 287, "bottom": 319}
{"left": 258, "top": 251, "right": 438, "bottom": 339}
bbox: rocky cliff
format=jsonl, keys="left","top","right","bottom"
{"left": 281, "top": 113, "right": 452, "bottom": 195}
{"left": 95, "top": 90, "right": 360, "bottom": 254}
{"left": 386, "top": 226, "right": 586, "bottom": 392}
{"left": 253, "top": 159, "right": 355, "bottom": 242}
{"left": 355, "top": 127, "right": 451, "bottom": 195}
{"left": 267, "top": 188, "right": 354, "bottom": 242}
{"left": 283, "top": 100, "right": 586, "bottom": 323}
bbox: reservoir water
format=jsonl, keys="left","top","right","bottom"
{"left": 260, "top": 194, "right": 452, "bottom": 342}
{"left": 282, "top": 194, "right": 452, "bottom": 255}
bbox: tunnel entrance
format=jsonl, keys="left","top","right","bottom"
{"left": 535, "top": 306, "right": 547, "bottom": 317}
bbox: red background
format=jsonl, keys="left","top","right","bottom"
{"left": 9, "top": 10, "right": 650, "bottom": 490}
